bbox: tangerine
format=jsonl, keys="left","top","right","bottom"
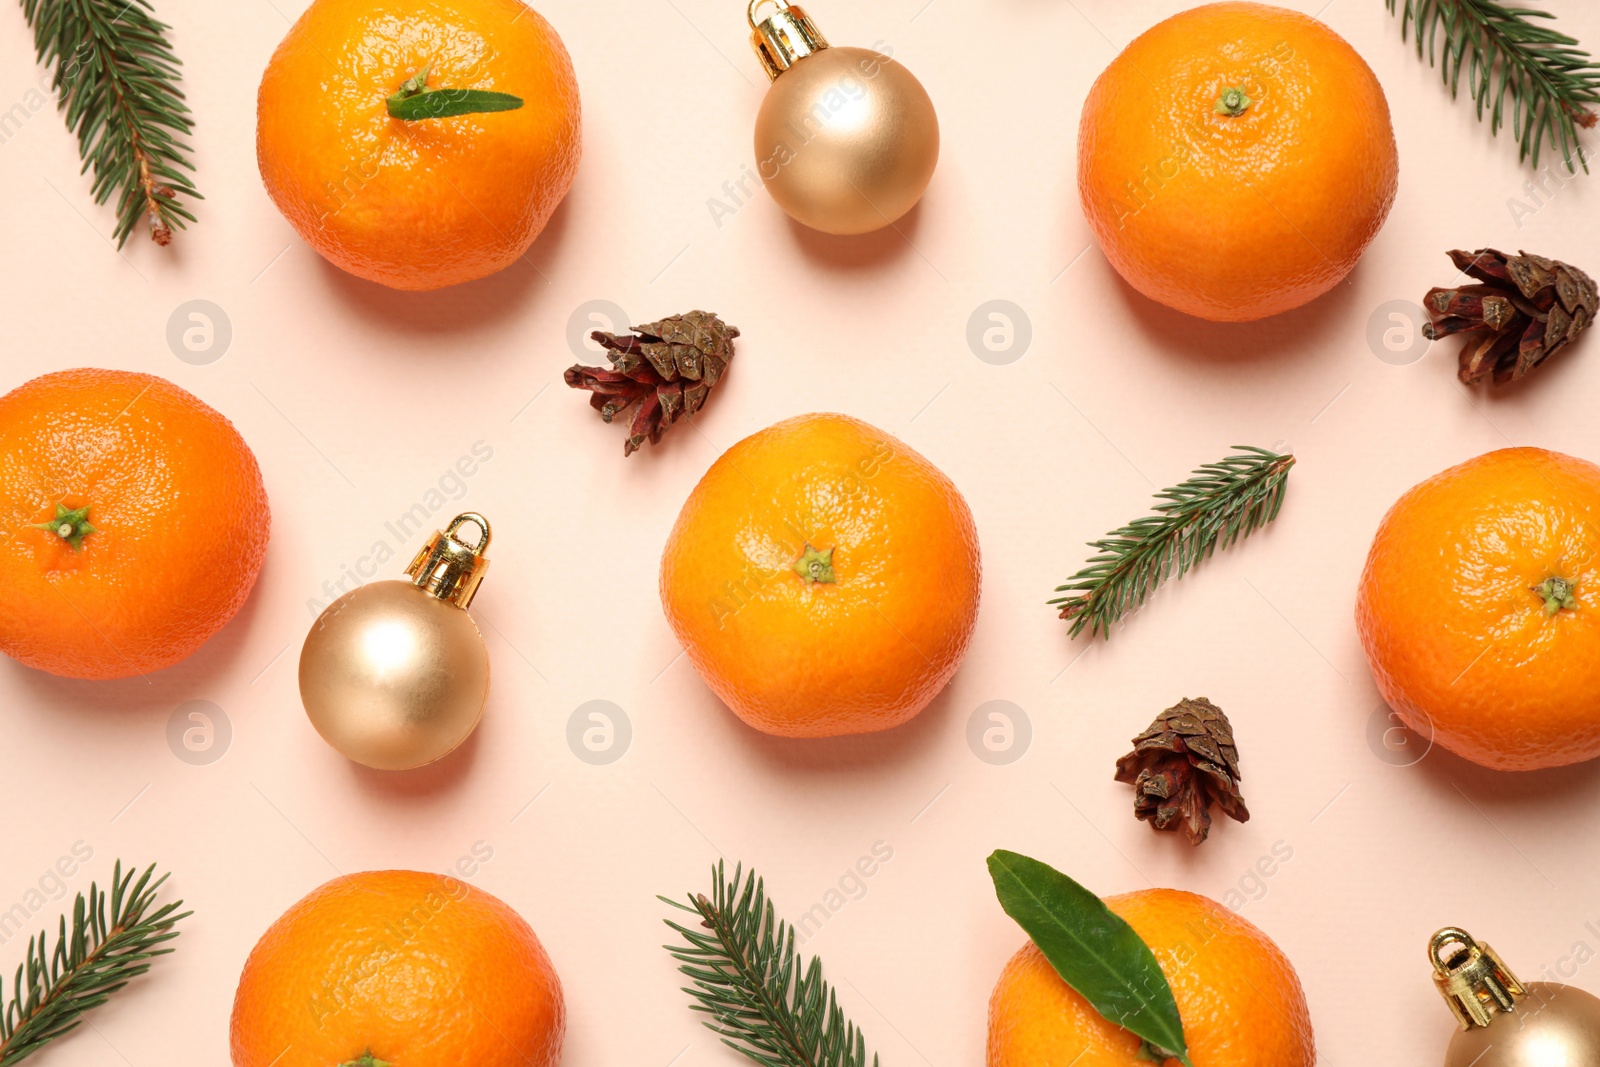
{"left": 1356, "top": 447, "right": 1600, "bottom": 771}
{"left": 230, "top": 870, "right": 564, "bottom": 1067}
{"left": 659, "top": 413, "right": 981, "bottom": 738}
{"left": 257, "top": 0, "right": 581, "bottom": 290}
{"left": 988, "top": 889, "right": 1315, "bottom": 1067}
{"left": 0, "top": 369, "right": 269, "bottom": 680}
{"left": 1078, "top": 2, "right": 1397, "bottom": 322}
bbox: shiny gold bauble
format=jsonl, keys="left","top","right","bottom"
{"left": 753, "top": 44, "right": 938, "bottom": 235}
{"left": 1431, "top": 928, "right": 1600, "bottom": 1067}
{"left": 299, "top": 579, "right": 489, "bottom": 771}
{"left": 299, "top": 513, "right": 494, "bottom": 772}
{"left": 1444, "top": 981, "right": 1600, "bottom": 1067}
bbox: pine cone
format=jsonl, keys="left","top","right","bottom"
{"left": 565, "top": 310, "right": 739, "bottom": 455}
{"left": 1422, "top": 248, "right": 1597, "bottom": 385}
{"left": 1114, "top": 698, "right": 1248, "bottom": 846}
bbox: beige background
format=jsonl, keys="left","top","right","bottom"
{"left": 2, "top": 0, "right": 1599, "bottom": 1064}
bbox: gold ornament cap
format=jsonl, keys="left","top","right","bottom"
{"left": 406, "top": 513, "right": 492, "bottom": 609}
{"left": 748, "top": 0, "right": 829, "bottom": 80}
{"left": 1430, "top": 928, "right": 1527, "bottom": 1030}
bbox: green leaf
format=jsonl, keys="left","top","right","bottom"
{"left": 987, "top": 851, "right": 1192, "bottom": 1067}
{"left": 386, "top": 88, "right": 525, "bottom": 121}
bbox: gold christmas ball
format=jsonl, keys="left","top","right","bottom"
{"left": 1445, "top": 982, "right": 1600, "bottom": 1067}
{"left": 754, "top": 45, "right": 939, "bottom": 235}
{"left": 1431, "top": 928, "right": 1600, "bottom": 1067}
{"left": 299, "top": 579, "right": 489, "bottom": 771}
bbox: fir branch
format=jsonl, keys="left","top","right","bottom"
{"left": 19, "top": 0, "right": 202, "bottom": 246}
{"left": 660, "top": 862, "right": 878, "bottom": 1067}
{"left": 1049, "top": 446, "right": 1295, "bottom": 639}
{"left": 1388, "top": 0, "right": 1600, "bottom": 170}
{"left": 0, "top": 861, "right": 188, "bottom": 1067}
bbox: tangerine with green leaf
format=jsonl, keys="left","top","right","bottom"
{"left": 0, "top": 369, "right": 268, "bottom": 680}
{"left": 256, "top": 0, "right": 582, "bottom": 290}
{"left": 988, "top": 888, "right": 1315, "bottom": 1067}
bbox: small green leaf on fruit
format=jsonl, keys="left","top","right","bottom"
{"left": 987, "top": 850, "right": 1192, "bottom": 1067}
{"left": 386, "top": 77, "right": 524, "bottom": 121}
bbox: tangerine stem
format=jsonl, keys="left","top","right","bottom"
{"left": 793, "top": 543, "right": 836, "bottom": 584}
{"left": 338, "top": 1052, "right": 391, "bottom": 1067}
{"left": 1533, "top": 576, "right": 1579, "bottom": 615}
{"left": 1214, "top": 85, "right": 1253, "bottom": 116}
{"left": 28, "top": 502, "right": 97, "bottom": 551}
{"left": 1137, "top": 1040, "right": 1187, "bottom": 1065}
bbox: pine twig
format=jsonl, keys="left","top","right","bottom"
{"left": 1388, "top": 0, "right": 1600, "bottom": 170}
{"left": 0, "top": 861, "right": 188, "bottom": 1067}
{"left": 660, "top": 862, "right": 878, "bottom": 1067}
{"left": 19, "top": 0, "right": 202, "bottom": 246}
{"left": 1049, "top": 446, "right": 1295, "bottom": 639}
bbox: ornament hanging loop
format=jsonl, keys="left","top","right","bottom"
{"left": 748, "top": 0, "right": 829, "bottom": 80}
{"left": 444, "top": 512, "right": 492, "bottom": 552}
{"left": 407, "top": 512, "right": 493, "bottom": 609}
{"left": 1430, "top": 927, "right": 1526, "bottom": 1030}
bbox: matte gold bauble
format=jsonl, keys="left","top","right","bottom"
{"left": 748, "top": 0, "right": 938, "bottom": 235}
{"left": 299, "top": 514, "right": 493, "bottom": 771}
{"left": 1431, "top": 927, "right": 1600, "bottom": 1067}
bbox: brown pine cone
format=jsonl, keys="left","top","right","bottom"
{"left": 1422, "top": 248, "right": 1597, "bottom": 385}
{"left": 564, "top": 310, "right": 739, "bottom": 455}
{"left": 1114, "top": 697, "right": 1249, "bottom": 846}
